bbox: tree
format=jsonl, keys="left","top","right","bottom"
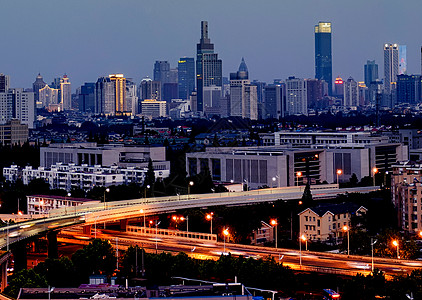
{"left": 33, "top": 257, "right": 77, "bottom": 287}
{"left": 4, "top": 269, "right": 47, "bottom": 298}
{"left": 71, "top": 239, "right": 116, "bottom": 281}
{"left": 144, "top": 158, "right": 155, "bottom": 189}
{"left": 301, "top": 182, "right": 313, "bottom": 207}
{"left": 349, "top": 173, "right": 358, "bottom": 187}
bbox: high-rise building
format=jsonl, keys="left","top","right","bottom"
{"left": 141, "top": 99, "right": 167, "bottom": 118}
{"left": 229, "top": 58, "right": 257, "bottom": 120}
{"left": 95, "top": 77, "right": 115, "bottom": 114}
{"left": 396, "top": 75, "right": 422, "bottom": 104}
{"left": 263, "top": 84, "right": 285, "bottom": 119}
{"left": 178, "top": 57, "right": 195, "bottom": 100}
{"left": 78, "top": 83, "right": 95, "bottom": 112}
{"left": 364, "top": 60, "right": 378, "bottom": 88}
{"left": 0, "top": 74, "right": 10, "bottom": 93}
{"left": 285, "top": 77, "right": 307, "bottom": 116}
{"left": 399, "top": 45, "right": 407, "bottom": 75}
{"left": 334, "top": 76, "right": 344, "bottom": 97}
{"left": 0, "top": 88, "right": 35, "bottom": 129}
{"left": 163, "top": 83, "right": 178, "bottom": 102}
{"left": 60, "top": 75, "right": 72, "bottom": 110}
{"left": 153, "top": 61, "right": 170, "bottom": 83}
{"left": 32, "top": 73, "right": 46, "bottom": 102}
{"left": 39, "top": 85, "right": 59, "bottom": 108}
{"left": 140, "top": 77, "right": 161, "bottom": 101}
{"left": 203, "top": 86, "right": 222, "bottom": 116}
{"left": 384, "top": 43, "right": 399, "bottom": 94}
{"left": 251, "top": 80, "right": 266, "bottom": 104}
{"left": 109, "top": 74, "right": 127, "bottom": 115}
{"left": 306, "top": 79, "right": 326, "bottom": 109}
{"left": 315, "top": 22, "right": 332, "bottom": 95}
{"left": 343, "top": 77, "right": 359, "bottom": 108}
{"left": 126, "top": 79, "right": 138, "bottom": 115}
{"left": 196, "top": 21, "right": 223, "bottom": 112}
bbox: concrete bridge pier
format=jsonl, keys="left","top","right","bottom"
{"left": 0, "top": 251, "right": 11, "bottom": 292}
{"left": 120, "top": 219, "right": 127, "bottom": 231}
{"left": 83, "top": 225, "right": 91, "bottom": 235}
{"left": 47, "top": 231, "right": 58, "bottom": 259}
{"left": 12, "top": 241, "right": 27, "bottom": 272}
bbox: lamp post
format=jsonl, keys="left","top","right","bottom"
{"left": 64, "top": 192, "right": 71, "bottom": 215}
{"left": 188, "top": 181, "right": 194, "bottom": 199}
{"left": 155, "top": 221, "right": 161, "bottom": 253}
{"left": 384, "top": 171, "right": 389, "bottom": 188}
{"left": 270, "top": 219, "right": 278, "bottom": 249}
{"left": 94, "top": 215, "right": 99, "bottom": 239}
{"left": 140, "top": 209, "right": 146, "bottom": 228}
{"left": 144, "top": 185, "right": 150, "bottom": 203}
{"left": 103, "top": 187, "right": 110, "bottom": 209}
{"left": 392, "top": 240, "right": 400, "bottom": 259}
{"left": 336, "top": 169, "right": 342, "bottom": 185}
{"left": 371, "top": 238, "right": 377, "bottom": 273}
{"left": 299, "top": 234, "right": 307, "bottom": 266}
{"left": 296, "top": 171, "right": 302, "bottom": 187}
{"left": 223, "top": 228, "right": 229, "bottom": 254}
{"left": 271, "top": 177, "right": 276, "bottom": 189}
{"left": 372, "top": 167, "right": 378, "bottom": 187}
{"left": 343, "top": 225, "right": 350, "bottom": 257}
{"left": 206, "top": 213, "right": 214, "bottom": 235}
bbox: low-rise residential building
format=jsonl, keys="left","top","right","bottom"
{"left": 26, "top": 195, "right": 99, "bottom": 215}
{"left": 4, "top": 163, "right": 170, "bottom": 191}
{"left": 0, "top": 119, "right": 28, "bottom": 145}
{"left": 298, "top": 203, "right": 367, "bottom": 242}
{"left": 250, "top": 221, "right": 274, "bottom": 245}
{"left": 392, "top": 162, "right": 422, "bottom": 232}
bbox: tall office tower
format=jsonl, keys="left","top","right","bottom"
{"left": 251, "top": 80, "right": 266, "bottom": 103}
{"left": 78, "top": 83, "right": 95, "bottom": 112}
{"left": 229, "top": 58, "right": 258, "bottom": 120}
{"left": 399, "top": 45, "right": 407, "bottom": 75}
{"left": 315, "top": 22, "right": 332, "bottom": 95}
{"left": 396, "top": 75, "right": 422, "bottom": 104}
{"left": 384, "top": 43, "right": 399, "bottom": 94}
{"left": 39, "top": 85, "right": 59, "bottom": 108}
{"left": 358, "top": 82, "right": 368, "bottom": 106}
{"left": 364, "top": 60, "right": 378, "bottom": 89}
{"left": 343, "top": 77, "right": 359, "bottom": 108}
{"left": 306, "top": 79, "right": 325, "bottom": 109}
{"left": 163, "top": 83, "right": 178, "bottom": 102}
{"left": 334, "top": 76, "right": 344, "bottom": 97}
{"left": 109, "top": 74, "right": 127, "bottom": 115}
{"left": 0, "top": 88, "right": 35, "bottom": 129}
{"left": 60, "top": 75, "right": 72, "bottom": 110}
{"left": 263, "top": 84, "right": 285, "bottom": 119}
{"left": 153, "top": 61, "right": 170, "bottom": 83}
{"left": 95, "top": 77, "right": 115, "bottom": 114}
{"left": 0, "top": 74, "right": 10, "bottom": 93}
{"left": 196, "top": 21, "right": 223, "bottom": 112}
{"left": 126, "top": 79, "right": 138, "bottom": 115}
{"left": 203, "top": 86, "right": 222, "bottom": 116}
{"left": 169, "top": 68, "right": 178, "bottom": 84}
{"left": 32, "top": 73, "right": 46, "bottom": 102}
{"left": 178, "top": 57, "right": 195, "bottom": 100}
{"left": 140, "top": 77, "right": 161, "bottom": 100}
{"left": 285, "top": 77, "right": 307, "bottom": 116}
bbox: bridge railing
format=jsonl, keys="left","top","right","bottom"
{"left": 126, "top": 225, "right": 217, "bottom": 242}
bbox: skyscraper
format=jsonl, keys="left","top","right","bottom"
{"left": 109, "top": 74, "right": 127, "bottom": 115}
{"left": 343, "top": 77, "right": 359, "bottom": 108}
{"left": 285, "top": 77, "right": 307, "bottom": 116}
{"left": 32, "top": 73, "right": 46, "bottom": 102}
{"left": 364, "top": 60, "right": 378, "bottom": 88}
{"left": 78, "top": 83, "right": 95, "bottom": 112}
{"left": 396, "top": 75, "right": 421, "bottom": 104}
{"left": 384, "top": 43, "right": 399, "bottom": 94}
{"left": 196, "top": 21, "right": 223, "bottom": 112}
{"left": 178, "top": 57, "right": 195, "bottom": 100}
{"left": 60, "top": 75, "right": 71, "bottom": 110}
{"left": 0, "top": 88, "right": 35, "bottom": 129}
{"left": 140, "top": 77, "right": 161, "bottom": 100}
{"left": 95, "top": 77, "right": 115, "bottom": 114}
{"left": 0, "top": 74, "right": 10, "bottom": 93}
{"left": 334, "top": 76, "right": 344, "bottom": 97}
{"left": 153, "top": 61, "right": 170, "bottom": 83}
{"left": 263, "top": 84, "right": 285, "bottom": 119}
{"left": 399, "top": 45, "right": 407, "bottom": 75}
{"left": 315, "top": 22, "right": 332, "bottom": 95}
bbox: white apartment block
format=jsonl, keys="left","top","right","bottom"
{"left": 285, "top": 77, "right": 307, "bottom": 116}
{"left": 26, "top": 194, "right": 99, "bottom": 216}
{"left": 0, "top": 88, "right": 35, "bottom": 129}
{"left": 4, "top": 163, "right": 170, "bottom": 192}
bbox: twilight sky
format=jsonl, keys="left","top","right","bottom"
{"left": 1, "top": 0, "right": 422, "bottom": 91}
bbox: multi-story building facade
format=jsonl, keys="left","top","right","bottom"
{"left": 5, "top": 163, "right": 170, "bottom": 192}
{"left": 26, "top": 195, "right": 99, "bottom": 216}
{"left": 196, "top": 21, "right": 223, "bottom": 112}
{"left": 32, "top": 73, "right": 46, "bottom": 103}
{"left": 140, "top": 77, "right": 161, "bottom": 101}
{"left": 0, "top": 88, "right": 35, "bottom": 129}
{"left": 285, "top": 77, "right": 307, "bottom": 116}
{"left": 299, "top": 203, "right": 367, "bottom": 242}
{"left": 60, "top": 75, "right": 72, "bottom": 110}
{"left": 364, "top": 60, "right": 379, "bottom": 89}
{"left": 396, "top": 74, "right": 421, "bottom": 104}
{"left": 0, "top": 74, "right": 10, "bottom": 93}
{"left": 178, "top": 57, "right": 195, "bottom": 100}
{"left": 263, "top": 84, "right": 285, "bottom": 119}
{"left": 95, "top": 76, "right": 115, "bottom": 114}
{"left": 39, "top": 85, "right": 59, "bottom": 109}
{"left": 109, "top": 74, "right": 127, "bottom": 115}
{"left": 78, "top": 82, "right": 95, "bottom": 113}
{"left": 141, "top": 99, "right": 167, "bottom": 118}
{"left": 0, "top": 119, "right": 28, "bottom": 145}
{"left": 315, "top": 22, "right": 332, "bottom": 95}
{"left": 343, "top": 77, "right": 359, "bottom": 108}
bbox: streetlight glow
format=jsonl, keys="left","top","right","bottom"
{"left": 271, "top": 219, "right": 278, "bottom": 249}
{"left": 343, "top": 225, "right": 350, "bottom": 257}
{"left": 392, "top": 239, "right": 400, "bottom": 259}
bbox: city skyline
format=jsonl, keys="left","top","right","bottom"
{"left": 1, "top": 0, "right": 422, "bottom": 90}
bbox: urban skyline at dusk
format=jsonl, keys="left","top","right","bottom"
{"left": 1, "top": 0, "right": 422, "bottom": 90}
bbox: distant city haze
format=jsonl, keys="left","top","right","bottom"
{"left": 1, "top": 0, "right": 422, "bottom": 90}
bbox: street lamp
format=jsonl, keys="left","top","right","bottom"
{"left": 155, "top": 220, "right": 161, "bottom": 253}
{"left": 188, "top": 181, "right": 194, "bottom": 199}
{"left": 336, "top": 169, "right": 342, "bottom": 185}
{"left": 371, "top": 238, "right": 377, "bottom": 273}
{"left": 172, "top": 215, "right": 187, "bottom": 230}
{"left": 270, "top": 219, "right": 278, "bottom": 249}
{"left": 144, "top": 185, "right": 150, "bottom": 203}
{"left": 392, "top": 240, "right": 400, "bottom": 259}
{"left": 206, "top": 212, "right": 214, "bottom": 235}
{"left": 372, "top": 167, "right": 378, "bottom": 186}
{"left": 140, "top": 209, "right": 146, "bottom": 228}
{"left": 223, "top": 228, "right": 229, "bottom": 254}
{"left": 299, "top": 234, "right": 307, "bottom": 266}
{"left": 103, "top": 187, "right": 110, "bottom": 209}
{"left": 271, "top": 177, "right": 276, "bottom": 189}
{"left": 296, "top": 171, "right": 302, "bottom": 187}
{"left": 64, "top": 192, "right": 71, "bottom": 215}
{"left": 343, "top": 225, "right": 350, "bottom": 257}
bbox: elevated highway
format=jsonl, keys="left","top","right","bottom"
{"left": 0, "top": 185, "right": 378, "bottom": 249}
